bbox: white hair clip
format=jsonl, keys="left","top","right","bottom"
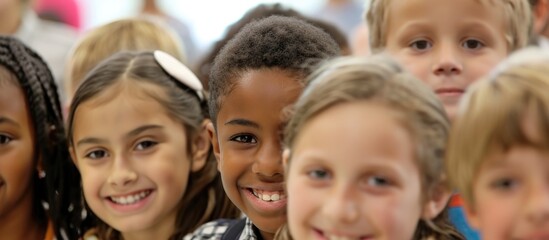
{"left": 153, "top": 50, "right": 204, "bottom": 101}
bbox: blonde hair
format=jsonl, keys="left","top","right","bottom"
{"left": 446, "top": 51, "right": 549, "bottom": 207}
{"left": 278, "top": 55, "right": 463, "bottom": 240}
{"left": 366, "top": 0, "right": 532, "bottom": 53}
{"left": 65, "top": 18, "right": 185, "bottom": 100}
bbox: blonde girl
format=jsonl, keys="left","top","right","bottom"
{"left": 279, "top": 56, "right": 464, "bottom": 240}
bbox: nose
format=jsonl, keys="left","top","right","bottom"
{"left": 252, "top": 138, "right": 283, "bottom": 181}
{"left": 107, "top": 154, "right": 138, "bottom": 188}
{"left": 525, "top": 182, "right": 549, "bottom": 226}
{"left": 322, "top": 182, "right": 359, "bottom": 224}
{"left": 432, "top": 43, "right": 463, "bottom": 76}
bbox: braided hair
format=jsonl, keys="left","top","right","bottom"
{"left": 0, "top": 36, "right": 89, "bottom": 239}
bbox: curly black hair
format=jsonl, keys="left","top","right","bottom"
{"left": 209, "top": 15, "right": 340, "bottom": 123}
{"left": 195, "top": 3, "right": 348, "bottom": 90}
{"left": 0, "top": 36, "right": 89, "bottom": 239}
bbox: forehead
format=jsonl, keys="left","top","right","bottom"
{"left": 386, "top": 0, "right": 506, "bottom": 29}
{"left": 292, "top": 101, "right": 417, "bottom": 174}
{"left": 72, "top": 81, "right": 173, "bottom": 132}
{"left": 216, "top": 69, "right": 303, "bottom": 125}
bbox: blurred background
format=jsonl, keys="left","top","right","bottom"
{"left": 33, "top": 0, "right": 369, "bottom": 64}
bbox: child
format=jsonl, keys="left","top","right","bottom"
{"left": 0, "top": 36, "right": 85, "bottom": 239}
{"left": 366, "top": 0, "right": 532, "bottom": 238}
{"left": 66, "top": 50, "right": 239, "bottom": 239}
{"left": 366, "top": 0, "right": 531, "bottom": 120}
{"left": 65, "top": 17, "right": 185, "bottom": 104}
{"left": 277, "top": 55, "right": 463, "bottom": 240}
{"left": 446, "top": 50, "right": 549, "bottom": 239}
{"left": 188, "top": 16, "right": 340, "bottom": 240}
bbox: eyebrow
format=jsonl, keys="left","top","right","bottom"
{"left": 224, "top": 119, "right": 260, "bottom": 129}
{"left": 76, "top": 125, "right": 163, "bottom": 148}
{"left": 0, "top": 116, "right": 19, "bottom": 127}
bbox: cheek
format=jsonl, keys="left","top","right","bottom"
{"left": 287, "top": 175, "right": 314, "bottom": 215}
{"left": 368, "top": 192, "right": 423, "bottom": 237}
{"left": 78, "top": 165, "right": 106, "bottom": 201}
{"left": 474, "top": 193, "right": 516, "bottom": 234}
{"left": 286, "top": 174, "right": 318, "bottom": 237}
{"left": 0, "top": 147, "right": 35, "bottom": 196}
{"left": 149, "top": 152, "right": 192, "bottom": 192}
{"left": 466, "top": 54, "right": 504, "bottom": 83}
{"left": 218, "top": 150, "right": 248, "bottom": 182}
{"left": 2, "top": 146, "right": 35, "bottom": 175}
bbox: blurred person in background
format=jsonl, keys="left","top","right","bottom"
{"left": 140, "top": 0, "right": 199, "bottom": 65}
{"left": 310, "top": 0, "right": 363, "bottom": 40}
{"left": 0, "top": 0, "right": 77, "bottom": 102}
{"left": 33, "top": 0, "right": 81, "bottom": 29}
{"left": 530, "top": 0, "right": 549, "bottom": 48}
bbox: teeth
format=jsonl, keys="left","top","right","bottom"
{"left": 251, "top": 189, "right": 285, "bottom": 202}
{"left": 110, "top": 190, "right": 151, "bottom": 205}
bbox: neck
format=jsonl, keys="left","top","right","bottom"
{"left": 0, "top": 189, "right": 46, "bottom": 240}
{"left": 121, "top": 216, "right": 176, "bottom": 240}
{"left": 260, "top": 230, "right": 275, "bottom": 240}
{"left": 0, "top": 1, "right": 23, "bottom": 34}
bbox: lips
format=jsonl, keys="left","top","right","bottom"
{"left": 108, "top": 189, "right": 153, "bottom": 205}
{"left": 314, "top": 228, "right": 373, "bottom": 240}
{"left": 435, "top": 88, "right": 464, "bottom": 95}
{"left": 241, "top": 184, "right": 287, "bottom": 213}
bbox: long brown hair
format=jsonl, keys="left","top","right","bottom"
{"left": 67, "top": 51, "right": 240, "bottom": 239}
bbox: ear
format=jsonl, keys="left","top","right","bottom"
{"left": 282, "top": 148, "right": 291, "bottom": 169}
{"left": 190, "top": 120, "right": 211, "bottom": 172}
{"left": 205, "top": 120, "right": 221, "bottom": 167}
{"left": 69, "top": 146, "right": 79, "bottom": 169}
{"left": 421, "top": 181, "right": 452, "bottom": 220}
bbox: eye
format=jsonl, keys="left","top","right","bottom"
{"left": 409, "top": 39, "right": 432, "bottom": 51}
{"left": 0, "top": 134, "right": 12, "bottom": 145}
{"left": 135, "top": 140, "right": 157, "bottom": 151}
{"left": 85, "top": 150, "right": 109, "bottom": 160}
{"left": 230, "top": 134, "right": 257, "bottom": 144}
{"left": 462, "top": 39, "right": 484, "bottom": 50}
{"left": 307, "top": 169, "right": 331, "bottom": 180}
{"left": 491, "top": 178, "right": 518, "bottom": 191}
{"left": 367, "top": 176, "right": 392, "bottom": 187}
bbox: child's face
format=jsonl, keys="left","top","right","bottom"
{"left": 0, "top": 81, "right": 35, "bottom": 221}
{"left": 467, "top": 118, "right": 549, "bottom": 239}
{"left": 384, "top": 0, "right": 509, "bottom": 120}
{"left": 209, "top": 69, "right": 302, "bottom": 238}
{"left": 286, "top": 102, "right": 426, "bottom": 239}
{"left": 71, "top": 84, "right": 198, "bottom": 237}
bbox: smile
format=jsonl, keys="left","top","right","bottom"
{"left": 108, "top": 190, "right": 152, "bottom": 205}
{"left": 315, "top": 228, "right": 373, "bottom": 240}
{"left": 250, "top": 189, "right": 286, "bottom": 202}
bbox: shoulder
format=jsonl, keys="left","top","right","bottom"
{"left": 183, "top": 219, "right": 236, "bottom": 240}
